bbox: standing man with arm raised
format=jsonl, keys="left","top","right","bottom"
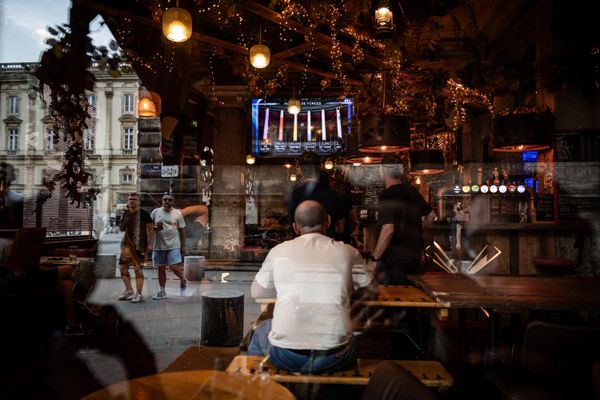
{"left": 369, "top": 154, "right": 436, "bottom": 285}
{"left": 151, "top": 193, "right": 187, "bottom": 300}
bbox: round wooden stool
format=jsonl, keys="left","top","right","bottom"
{"left": 532, "top": 256, "right": 575, "bottom": 277}
{"left": 201, "top": 289, "right": 244, "bottom": 346}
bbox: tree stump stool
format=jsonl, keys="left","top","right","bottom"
{"left": 201, "top": 289, "right": 244, "bottom": 346}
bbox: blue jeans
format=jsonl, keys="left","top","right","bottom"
{"left": 247, "top": 319, "right": 357, "bottom": 373}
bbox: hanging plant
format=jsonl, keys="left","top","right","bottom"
{"left": 31, "top": 17, "right": 126, "bottom": 207}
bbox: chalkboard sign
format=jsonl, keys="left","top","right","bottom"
{"left": 346, "top": 165, "right": 384, "bottom": 220}
{"left": 536, "top": 193, "right": 555, "bottom": 222}
{"left": 555, "top": 130, "right": 600, "bottom": 162}
{"left": 554, "top": 130, "right": 600, "bottom": 220}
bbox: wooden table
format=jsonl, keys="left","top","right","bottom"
{"left": 409, "top": 274, "right": 600, "bottom": 311}
{"left": 82, "top": 370, "right": 295, "bottom": 400}
{"left": 409, "top": 274, "right": 600, "bottom": 365}
{"left": 256, "top": 284, "right": 445, "bottom": 312}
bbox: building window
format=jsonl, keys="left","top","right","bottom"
{"left": 123, "top": 94, "right": 134, "bottom": 113}
{"left": 46, "top": 129, "right": 55, "bottom": 152}
{"left": 8, "top": 128, "right": 18, "bottom": 151}
{"left": 122, "top": 173, "right": 133, "bottom": 184}
{"left": 123, "top": 127, "right": 134, "bottom": 154}
{"left": 84, "top": 126, "right": 95, "bottom": 151}
{"left": 8, "top": 96, "right": 19, "bottom": 114}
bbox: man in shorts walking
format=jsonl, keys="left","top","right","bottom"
{"left": 118, "top": 192, "right": 153, "bottom": 303}
{"left": 151, "top": 193, "right": 187, "bottom": 300}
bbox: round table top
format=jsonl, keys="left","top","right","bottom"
{"left": 82, "top": 370, "right": 295, "bottom": 400}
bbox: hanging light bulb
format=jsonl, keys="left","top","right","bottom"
{"left": 138, "top": 88, "right": 161, "bottom": 117}
{"left": 324, "top": 159, "right": 334, "bottom": 170}
{"left": 249, "top": 27, "right": 270, "bottom": 68}
{"left": 289, "top": 173, "right": 297, "bottom": 182}
{"left": 288, "top": 86, "right": 301, "bottom": 115}
{"left": 162, "top": 7, "right": 192, "bottom": 42}
{"left": 287, "top": 99, "right": 301, "bottom": 115}
{"left": 246, "top": 154, "right": 256, "bottom": 165}
{"left": 374, "top": 3, "right": 394, "bottom": 39}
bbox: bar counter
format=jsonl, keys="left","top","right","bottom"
{"left": 427, "top": 221, "right": 596, "bottom": 275}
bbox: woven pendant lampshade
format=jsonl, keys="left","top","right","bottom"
{"left": 410, "top": 149, "right": 445, "bottom": 175}
{"left": 358, "top": 114, "right": 411, "bottom": 153}
{"left": 374, "top": 5, "right": 394, "bottom": 39}
{"left": 162, "top": 8, "right": 192, "bottom": 43}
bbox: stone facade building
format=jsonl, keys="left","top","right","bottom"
{"left": 0, "top": 63, "right": 140, "bottom": 237}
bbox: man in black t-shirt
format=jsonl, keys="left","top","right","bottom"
{"left": 369, "top": 155, "right": 436, "bottom": 284}
{"left": 118, "top": 193, "right": 153, "bottom": 303}
{"left": 287, "top": 158, "right": 343, "bottom": 239}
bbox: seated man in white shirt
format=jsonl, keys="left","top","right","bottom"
{"left": 248, "top": 200, "right": 375, "bottom": 373}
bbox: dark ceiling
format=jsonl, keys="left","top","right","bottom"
{"left": 71, "top": 0, "right": 599, "bottom": 122}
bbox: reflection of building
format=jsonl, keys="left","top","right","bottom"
{"left": 0, "top": 63, "right": 141, "bottom": 237}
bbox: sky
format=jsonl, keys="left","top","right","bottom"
{"left": 0, "top": 0, "right": 115, "bottom": 63}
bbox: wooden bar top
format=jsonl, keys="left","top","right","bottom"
{"left": 255, "top": 284, "right": 444, "bottom": 310}
{"left": 409, "top": 274, "right": 600, "bottom": 311}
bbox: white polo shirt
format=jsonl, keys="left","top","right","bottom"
{"left": 254, "top": 233, "right": 372, "bottom": 350}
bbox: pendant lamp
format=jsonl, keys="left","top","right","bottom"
{"left": 288, "top": 87, "right": 301, "bottom": 114}
{"left": 162, "top": 6, "right": 192, "bottom": 43}
{"left": 410, "top": 149, "right": 445, "bottom": 175}
{"left": 358, "top": 72, "right": 410, "bottom": 152}
{"left": 138, "top": 88, "right": 161, "bottom": 117}
{"left": 345, "top": 126, "right": 382, "bottom": 165}
{"left": 358, "top": 114, "right": 411, "bottom": 153}
{"left": 492, "top": 110, "right": 554, "bottom": 152}
{"left": 249, "top": 28, "right": 270, "bottom": 69}
{"left": 374, "top": 3, "right": 394, "bottom": 39}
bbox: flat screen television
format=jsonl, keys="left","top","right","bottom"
{"left": 251, "top": 97, "right": 353, "bottom": 157}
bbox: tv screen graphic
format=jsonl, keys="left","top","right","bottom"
{"left": 251, "top": 98, "right": 353, "bottom": 157}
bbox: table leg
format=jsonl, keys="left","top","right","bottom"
{"left": 458, "top": 308, "right": 467, "bottom": 369}
{"left": 484, "top": 311, "right": 501, "bottom": 367}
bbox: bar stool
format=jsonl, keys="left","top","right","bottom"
{"left": 532, "top": 256, "right": 575, "bottom": 277}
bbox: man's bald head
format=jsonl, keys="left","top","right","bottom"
{"left": 294, "top": 200, "right": 329, "bottom": 234}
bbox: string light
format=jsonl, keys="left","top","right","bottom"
{"left": 447, "top": 79, "right": 493, "bottom": 131}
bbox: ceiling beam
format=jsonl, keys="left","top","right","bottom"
{"left": 238, "top": 1, "right": 389, "bottom": 70}
{"left": 272, "top": 43, "right": 326, "bottom": 59}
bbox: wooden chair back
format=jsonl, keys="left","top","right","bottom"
{"left": 6, "top": 228, "right": 46, "bottom": 273}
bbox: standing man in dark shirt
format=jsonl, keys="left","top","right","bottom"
{"left": 287, "top": 154, "right": 343, "bottom": 239}
{"left": 369, "top": 154, "right": 436, "bottom": 284}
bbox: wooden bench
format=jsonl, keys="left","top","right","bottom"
{"left": 226, "top": 355, "right": 454, "bottom": 390}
